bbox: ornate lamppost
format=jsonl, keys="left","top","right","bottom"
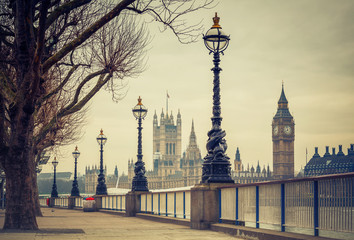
{"left": 51, "top": 157, "right": 59, "bottom": 198}
{"left": 71, "top": 146, "right": 80, "bottom": 197}
{"left": 201, "top": 13, "right": 234, "bottom": 183}
{"left": 96, "top": 129, "right": 107, "bottom": 195}
{"left": 131, "top": 96, "right": 149, "bottom": 191}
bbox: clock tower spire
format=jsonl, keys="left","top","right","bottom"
{"left": 272, "top": 83, "right": 295, "bottom": 179}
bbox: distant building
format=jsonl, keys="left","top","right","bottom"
{"left": 232, "top": 148, "right": 272, "bottom": 184}
{"left": 304, "top": 145, "right": 354, "bottom": 176}
{"left": 38, "top": 172, "right": 72, "bottom": 180}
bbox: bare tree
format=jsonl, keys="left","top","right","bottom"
{"left": 0, "top": 0, "right": 214, "bottom": 230}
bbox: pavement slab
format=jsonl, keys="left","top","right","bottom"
{"left": 0, "top": 208, "right": 244, "bottom": 240}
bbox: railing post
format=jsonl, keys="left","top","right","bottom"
{"left": 165, "top": 193, "right": 168, "bottom": 216}
{"left": 174, "top": 192, "right": 176, "bottom": 218}
{"left": 218, "top": 189, "right": 222, "bottom": 223}
{"left": 145, "top": 194, "right": 147, "bottom": 213}
{"left": 236, "top": 187, "right": 239, "bottom": 225}
{"left": 191, "top": 183, "right": 228, "bottom": 230}
{"left": 314, "top": 180, "right": 319, "bottom": 236}
{"left": 125, "top": 192, "right": 140, "bottom": 217}
{"left": 120, "top": 195, "right": 122, "bottom": 211}
{"left": 158, "top": 193, "right": 160, "bottom": 215}
{"left": 281, "top": 183, "right": 285, "bottom": 232}
{"left": 183, "top": 191, "right": 186, "bottom": 219}
{"left": 256, "top": 186, "right": 259, "bottom": 228}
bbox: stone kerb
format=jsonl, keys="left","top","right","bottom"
{"left": 191, "top": 183, "right": 232, "bottom": 230}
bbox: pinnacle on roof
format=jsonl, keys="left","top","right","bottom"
{"left": 278, "top": 82, "right": 288, "bottom": 104}
{"left": 274, "top": 82, "right": 292, "bottom": 118}
{"left": 188, "top": 119, "right": 197, "bottom": 146}
{"left": 235, "top": 147, "right": 241, "bottom": 161}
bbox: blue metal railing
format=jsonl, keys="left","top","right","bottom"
{"left": 139, "top": 190, "right": 191, "bottom": 219}
{"left": 218, "top": 173, "right": 354, "bottom": 239}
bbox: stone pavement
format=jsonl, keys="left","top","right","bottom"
{"left": 0, "top": 208, "right": 244, "bottom": 240}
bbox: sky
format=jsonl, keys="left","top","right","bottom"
{"left": 41, "top": 0, "right": 354, "bottom": 177}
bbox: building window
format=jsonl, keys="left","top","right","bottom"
{"left": 166, "top": 143, "right": 168, "bottom": 155}
{"left": 170, "top": 143, "right": 172, "bottom": 154}
{"left": 173, "top": 143, "right": 175, "bottom": 155}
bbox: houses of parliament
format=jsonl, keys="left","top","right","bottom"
{"left": 85, "top": 85, "right": 296, "bottom": 191}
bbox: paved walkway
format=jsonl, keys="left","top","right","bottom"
{"left": 0, "top": 208, "right": 243, "bottom": 240}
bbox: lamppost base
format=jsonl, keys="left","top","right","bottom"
{"left": 201, "top": 160, "right": 234, "bottom": 184}
{"left": 71, "top": 188, "right": 80, "bottom": 197}
{"left": 51, "top": 185, "right": 58, "bottom": 198}
{"left": 96, "top": 183, "right": 107, "bottom": 195}
{"left": 51, "top": 192, "right": 58, "bottom": 198}
{"left": 132, "top": 175, "right": 149, "bottom": 192}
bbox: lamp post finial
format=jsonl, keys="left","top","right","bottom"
{"left": 212, "top": 12, "right": 221, "bottom": 28}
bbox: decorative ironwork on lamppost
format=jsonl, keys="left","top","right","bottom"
{"left": 201, "top": 13, "right": 234, "bottom": 183}
{"left": 71, "top": 146, "right": 80, "bottom": 197}
{"left": 96, "top": 129, "right": 107, "bottom": 195}
{"left": 51, "top": 157, "right": 59, "bottom": 198}
{"left": 131, "top": 96, "right": 149, "bottom": 192}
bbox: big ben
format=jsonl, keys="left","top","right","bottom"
{"left": 272, "top": 84, "right": 295, "bottom": 179}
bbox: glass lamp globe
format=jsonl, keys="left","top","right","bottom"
{"left": 72, "top": 146, "right": 80, "bottom": 159}
{"left": 97, "top": 129, "right": 107, "bottom": 146}
{"left": 132, "top": 96, "right": 148, "bottom": 119}
{"left": 203, "top": 13, "right": 230, "bottom": 53}
{"left": 52, "top": 157, "right": 59, "bottom": 167}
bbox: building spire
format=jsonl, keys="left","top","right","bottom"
{"left": 235, "top": 147, "right": 240, "bottom": 161}
{"left": 278, "top": 82, "right": 288, "bottom": 105}
{"left": 188, "top": 119, "right": 197, "bottom": 147}
{"left": 274, "top": 83, "right": 292, "bottom": 118}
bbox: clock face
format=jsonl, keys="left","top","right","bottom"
{"left": 284, "top": 125, "right": 292, "bottom": 135}
{"left": 273, "top": 126, "right": 278, "bottom": 135}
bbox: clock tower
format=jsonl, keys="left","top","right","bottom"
{"left": 272, "top": 84, "right": 295, "bottom": 179}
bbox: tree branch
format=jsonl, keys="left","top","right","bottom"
{"left": 38, "top": 65, "right": 79, "bottom": 105}
{"left": 45, "top": 0, "right": 91, "bottom": 30}
{"left": 34, "top": 72, "right": 112, "bottom": 146}
{"left": 42, "top": 0, "right": 135, "bottom": 73}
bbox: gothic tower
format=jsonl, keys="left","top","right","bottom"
{"left": 180, "top": 120, "right": 203, "bottom": 186}
{"left": 272, "top": 84, "right": 295, "bottom": 179}
{"left": 234, "top": 147, "right": 242, "bottom": 173}
{"left": 152, "top": 107, "right": 182, "bottom": 177}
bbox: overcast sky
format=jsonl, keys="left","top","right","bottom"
{"left": 41, "top": 0, "right": 354, "bottom": 178}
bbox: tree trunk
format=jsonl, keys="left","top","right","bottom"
{"left": 33, "top": 171, "right": 42, "bottom": 217}
{"left": 3, "top": 144, "right": 38, "bottom": 229}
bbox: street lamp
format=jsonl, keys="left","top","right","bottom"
{"left": 201, "top": 13, "right": 234, "bottom": 183}
{"left": 71, "top": 146, "right": 80, "bottom": 197}
{"left": 131, "top": 96, "right": 149, "bottom": 191}
{"left": 51, "top": 157, "right": 59, "bottom": 198}
{"left": 96, "top": 129, "right": 107, "bottom": 195}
